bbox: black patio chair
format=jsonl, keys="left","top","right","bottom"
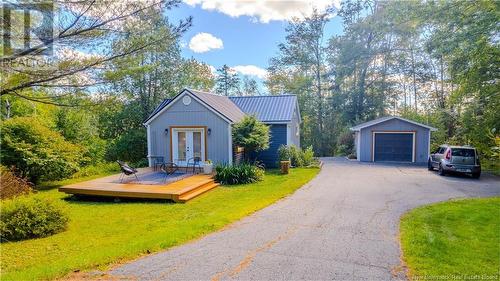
{"left": 186, "top": 157, "right": 202, "bottom": 174}
{"left": 161, "top": 162, "right": 179, "bottom": 182}
{"left": 117, "top": 160, "right": 139, "bottom": 182}
{"left": 152, "top": 156, "right": 164, "bottom": 171}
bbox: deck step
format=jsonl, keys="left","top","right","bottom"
{"left": 173, "top": 178, "right": 214, "bottom": 195}
{"left": 177, "top": 182, "right": 220, "bottom": 202}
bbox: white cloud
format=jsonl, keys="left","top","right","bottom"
{"left": 232, "top": 65, "right": 268, "bottom": 79}
{"left": 209, "top": 65, "right": 217, "bottom": 75}
{"left": 188, "top": 32, "right": 223, "bottom": 53}
{"left": 184, "top": 0, "right": 340, "bottom": 23}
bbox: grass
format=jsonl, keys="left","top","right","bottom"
{"left": 1, "top": 167, "right": 319, "bottom": 281}
{"left": 400, "top": 197, "right": 500, "bottom": 281}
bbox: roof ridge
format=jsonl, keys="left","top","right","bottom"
{"left": 187, "top": 88, "right": 222, "bottom": 97}
{"left": 229, "top": 94, "right": 297, "bottom": 98}
{"left": 350, "top": 116, "right": 437, "bottom": 131}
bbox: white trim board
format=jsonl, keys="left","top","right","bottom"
{"left": 171, "top": 127, "right": 206, "bottom": 166}
{"left": 428, "top": 132, "right": 431, "bottom": 160}
{"left": 146, "top": 125, "right": 152, "bottom": 167}
{"left": 286, "top": 123, "right": 292, "bottom": 146}
{"left": 227, "top": 124, "right": 233, "bottom": 165}
{"left": 351, "top": 116, "right": 437, "bottom": 131}
{"left": 371, "top": 131, "right": 416, "bottom": 163}
{"left": 356, "top": 131, "right": 361, "bottom": 161}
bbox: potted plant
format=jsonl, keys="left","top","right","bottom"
{"left": 203, "top": 160, "right": 213, "bottom": 174}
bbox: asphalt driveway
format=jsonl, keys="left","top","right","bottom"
{"left": 107, "top": 157, "right": 500, "bottom": 280}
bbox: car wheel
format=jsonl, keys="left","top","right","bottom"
{"left": 428, "top": 160, "right": 434, "bottom": 171}
{"left": 472, "top": 172, "right": 481, "bottom": 179}
{"left": 438, "top": 164, "right": 446, "bottom": 176}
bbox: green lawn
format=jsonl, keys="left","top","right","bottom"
{"left": 400, "top": 198, "right": 500, "bottom": 281}
{"left": 1, "top": 168, "right": 319, "bottom": 281}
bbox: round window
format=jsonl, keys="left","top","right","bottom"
{"left": 182, "top": 95, "right": 192, "bottom": 106}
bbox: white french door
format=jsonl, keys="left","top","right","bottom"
{"left": 172, "top": 128, "right": 205, "bottom": 166}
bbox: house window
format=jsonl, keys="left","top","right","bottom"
{"left": 182, "top": 95, "right": 191, "bottom": 106}
{"left": 296, "top": 124, "right": 299, "bottom": 137}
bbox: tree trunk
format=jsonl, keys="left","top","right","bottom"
{"left": 410, "top": 48, "right": 417, "bottom": 111}
{"left": 315, "top": 47, "right": 323, "bottom": 155}
{"left": 357, "top": 66, "right": 368, "bottom": 120}
{"left": 440, "top": 56, "right": 445, "bottom": 109}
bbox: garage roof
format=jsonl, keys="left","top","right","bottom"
{"left": 350, "top": 116, "right": 437, "bottom": 131}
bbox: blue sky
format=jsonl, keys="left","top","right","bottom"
{"left": 166, "top": 1, "right": 344, "bottom": 91}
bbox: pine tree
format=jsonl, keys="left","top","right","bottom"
{"left": 215, "top": 65, "right": 240, "bottom": 96}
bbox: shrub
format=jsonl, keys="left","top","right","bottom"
{"left": 278, "top": 145, "right": 292, "bottom": 162}
{"left": 335, "top": 131, "right": 354, "bottom": 155}
{"left": 0, "top": 196, "right": 69, "bottom": 242}
{"left": 0, "top": 166, "right": 33, "bottom": 200}
{"left": 81, "top": 137, "right": 108, "bottom": 166}
{"left": 289, "top": 145, "right": 304, "bottom": 167}
{"left": 0, "top": 117, "right": 83, "bottom": 183}
{"left": 301, "top": 146, "right": 316, "bottom": 166}
{"left": 278, "top": 145, "right": 302, "bottom": 167}
{"left": 106, "top": 129, "right": 147, "bottom": 163}
{"left": 232, "top": 115, "right": 270, "bottom": 161}
{"left": 277, "top": 145, "right": 317, "bottom": 167}
{"left": 69, "top": 162, "right": 120, "bottom": 179}
{"left": 55, "top": 108, "right": 107, "bottom": 165}
{"left": 214, "top": 163, "right": 264, "bottom": 185}
{"left": 335, "top": 144, "right": 350, "bottom": 156}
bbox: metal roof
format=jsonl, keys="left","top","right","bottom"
{"left": 144, "top": 89, "right": 246, "bottom": 124}
{"left": 145, "top": 98, "right": 172, "bottom": 122}
{"left": 229, "top": 95, "right": 298, "bottom": 123}
{"left": 145, "top": 90, "right": 299, "bottom": 124}
{"left": 350, "top": 116, "right": 438, "bottom": 131}
{"left": 188, "top": 89, "right": 245, "bottom": 122}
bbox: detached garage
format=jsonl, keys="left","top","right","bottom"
{"left": 351, "top": 116, "right": 437, "bottom": 163}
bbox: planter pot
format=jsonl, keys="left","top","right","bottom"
{"left": 203, "top": 164, "right": 213, "bottom": 174}
{"left": 280, "top": 161, "right": 290, "bottom": 174}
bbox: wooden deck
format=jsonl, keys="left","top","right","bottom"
{"left": 59, "top": 170, "right": 219, "bottom": 203}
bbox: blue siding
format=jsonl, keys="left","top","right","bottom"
{"left": 252, "top": 124, "right": 287, "bottom": 168}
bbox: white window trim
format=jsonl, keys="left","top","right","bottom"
{"left": 356, "top": 131, "right": 361, "bottom": 161}
{"left": 427, "top": 131, "right": 431, "bottom": 159}
{"left": 286, "top": 123, "right": 292, "bottom": 146}
{"left": 371, "top": 131, "right": 416, "bottom": 163}
{"left": 171, "top": 127, "right": 206, "bottom": 166}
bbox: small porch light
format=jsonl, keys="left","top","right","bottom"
{"left": 207, "top": 128, "right": 212, "bottom": 135}
{"left": 164, "top": 128, "right": 168, "bottom": 135}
